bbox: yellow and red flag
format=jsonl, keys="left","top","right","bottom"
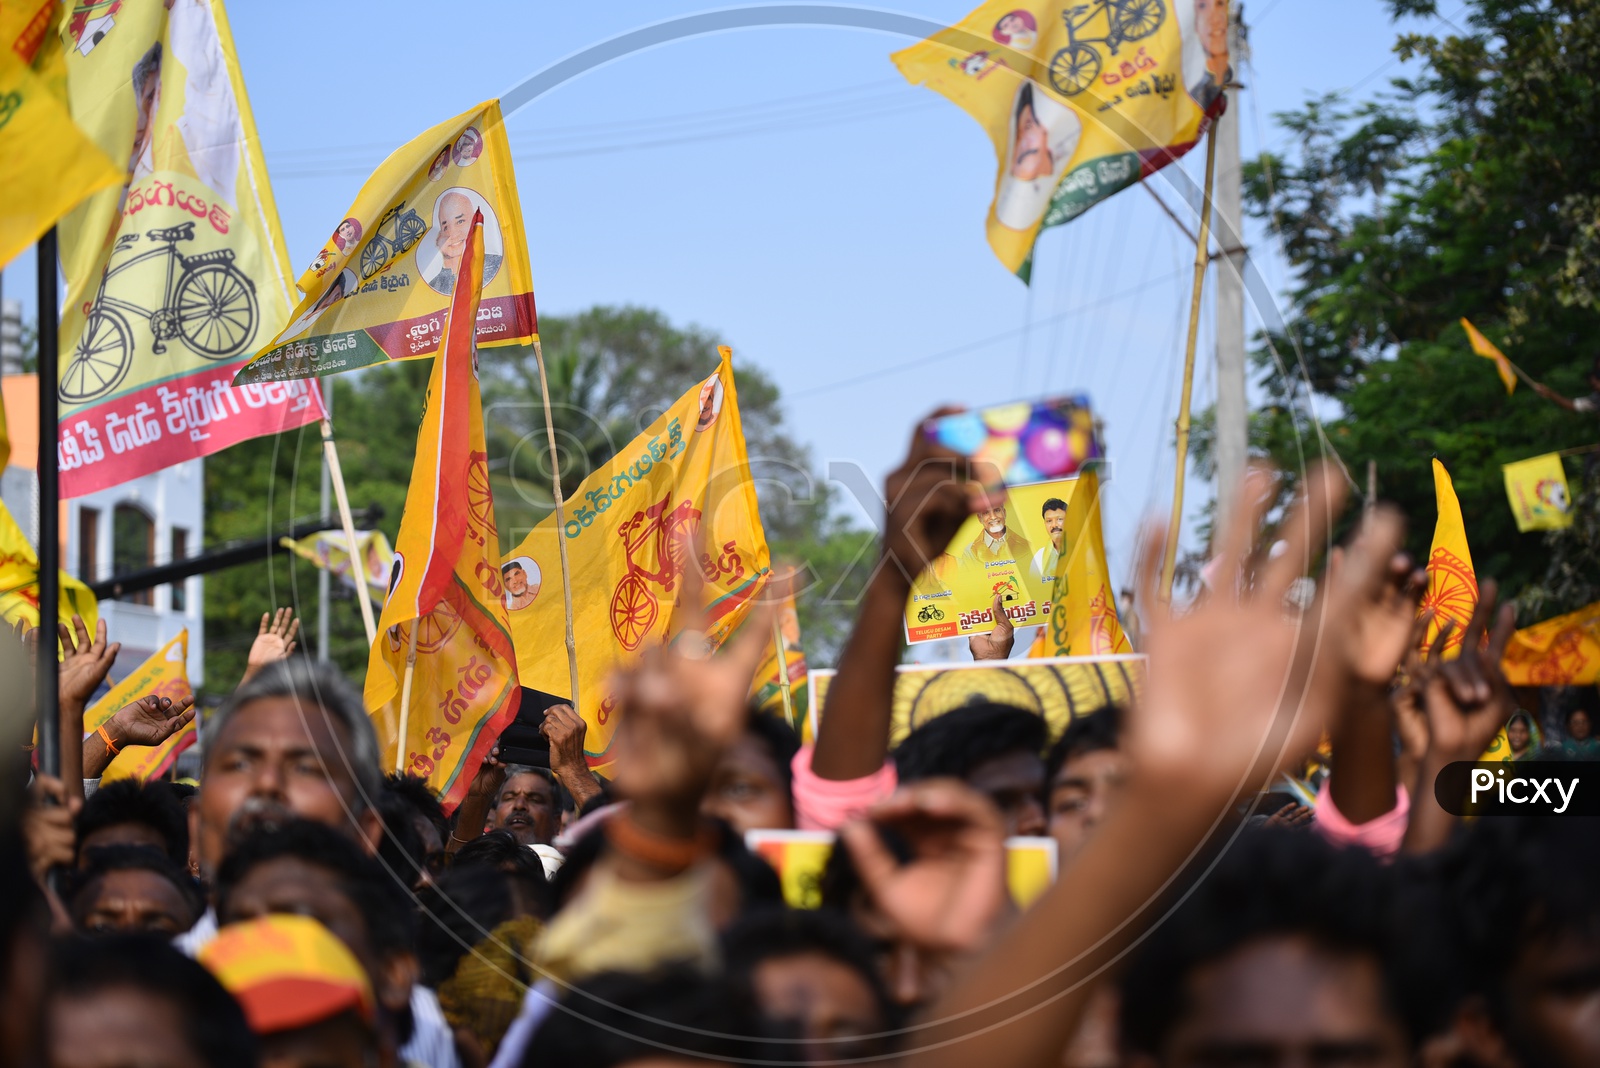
{"left": 234, "top": 99, "right": 536, "bottom": 385}
{"left": 1419, "top": 458, "right": 1477, "bottom": 658}
{"left": 0, "top": 1, "right": 121, "bottom": 267}
{"left": 364, "top": 212, "right": 519, "bottom": 812}
{"left": 750, "top": 591, "right": 808, "bottom": 734}
{"left": 53, "top": 0, "right": 323, "bottom": 497}
{"left": 1040, "top": 468, "right": 1130, "bottom": 656}
{"left": 280, "top": 529, "right": 393, "bottom": 603}
{"left": 95, "top": 631, "right": 196, "bottom": 783}
{"left": 1502, "top": 452, "right": 1572, "bottom": 533}
{"left": 893, "top": 0, "right": 1231, "bottom": 278}
{"left": 1461, "top": 318, "right": 1517, "bottom": 395}
{"left": 504, "top": 347, "right": 771, "bottom": 776}
{"left": 1501, "top": 600, "right": 1600, "bottom": 688}
{"left": 0, "top": 497, "right": 98, "bottom": 637}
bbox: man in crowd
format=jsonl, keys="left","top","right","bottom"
{"left": 487, "top": 765, "right": 560, "bottom": 847}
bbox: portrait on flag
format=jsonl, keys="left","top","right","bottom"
{"left": 504, "top": 348, "right": 772, "bottom": 776}
{"left": 893, "top": 0, "right": 1229, "bottom": 277}
{"left": 53, "top": 0, "right": 323, "bottom": 497}
{"left": 235, "top": 99, "right": 537, "bottom": 385}
{"left": 1502, "top": 453, "right": 1572, "bottom": 533}
{"left": 904, "top": 476, "right": 1097, "bottom": 644}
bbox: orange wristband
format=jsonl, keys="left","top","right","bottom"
{"left": 603, "top": 812, "right": 715, "bottom": 873}
{"left": 96, "top": 723, "right": 121, "bottom": 755}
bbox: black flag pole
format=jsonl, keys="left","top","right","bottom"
{"left": 36, "top": 228, "right": 59, "bottom": 778}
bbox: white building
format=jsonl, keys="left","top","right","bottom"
{"left": 1, "top": 362, "right": 204, "bottom": 686}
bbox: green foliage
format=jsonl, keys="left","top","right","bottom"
{"left": 1236, "top": 0, "right": 1600, "bottom": 613}
{"left": 203, "top": 305, "right": 872, "bottom": 687}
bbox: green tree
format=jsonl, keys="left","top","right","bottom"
{"left": 203, "top": 306, "right": 871, "bottom": 687}
{"left": 1225, "top": 0, "right": 1600, "bottom": 614}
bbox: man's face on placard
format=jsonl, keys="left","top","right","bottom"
{"left": 1043, "top": 507, "right": 1066, "bottom": 551}
{"left": 980, "top": 504, "right": 1008, "bottom": 538}
{"left": 436, "top": 192, "right": 473, "bottom": 273}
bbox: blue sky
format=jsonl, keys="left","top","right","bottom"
{"left": 6, "top": 0, "right": 1441, "bottom": 616}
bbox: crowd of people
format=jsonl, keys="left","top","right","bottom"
{"left": 2, "top": 418, "right": 1597, "bottom": 1068}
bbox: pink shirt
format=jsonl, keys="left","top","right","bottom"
{"left": 1312, "top": 780, "right": 1410, "bottom": 859}
{"left": 790, "top": 745, "right": 897, "bottom": 831}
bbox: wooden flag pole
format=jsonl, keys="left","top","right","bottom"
{"left": 395, "top": 619, "right": 419, "bottom": 774}
{"left": 771, "top": 614, "right": 796, "bottom": 731}
{"left": 1160, "top": 124, "right": 1221, "bottom": 601}
{"left": 319, "top": 416, "right": 377, "bottom": 645}
{"left": 532, "top": 339, "right": 580, "bottom": 711}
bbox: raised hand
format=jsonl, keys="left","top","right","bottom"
{"left": 1127, "top": 464, "right": 1405, "bottom": 803}
{"left": 23, "top": 774, "right": 80, "bottom": 881}
{"left": 242, "top": 607, "right": 300, "bottom": 683}
{"left": 968, "top": 591, "right": 1015, "bottom": 661}
{"left": 1421, "top": 580, "right": 1517, "bottom": 762}
{"left": 541, "top": 703, "right": 600, "bottom": 808}
{"left": 58, "top": 616, "right": 119, "bottom": 711}
{"left": 879, "top": 409, "right": 979, "bottom": 590}
{"left": 106, "top": 694, "right": 196, "bottom": 748}
{"left": 839, "top": 779, "right": 1009, "bottom": 954}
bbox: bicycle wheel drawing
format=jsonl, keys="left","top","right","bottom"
{"left": 662, "top": 509, "right": 700, "bottom": 587}
{"left": 1114, "top": 0, "right": 1164, "bottom": 41}
{"left": 467, "top": 455, "right": 494, "bottom": 529}
{"left": 1049, "top": 42, "right": 1101, "bottom": 96}
{"left": 176, "top": 263, "right": 257, "bottom": 358}
{"left": 611, "top": 573, "right": 658, "bottom": 651}
{"left": 415, "top": 598, "right": 462, "bottom": 653}
{"left": 395, "top": 209, "right": 426, "bottom": 253}
{"left": 61, "top": 307, "right": 132, "bottom": 402}
{"left": 359, "top": 235, "right": 391, "bottom": 280}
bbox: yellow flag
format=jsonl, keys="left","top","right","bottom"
{"left": 0, "top": 2, "right": 122, "bottom": 266}
{"left": 280, "top": 529, "right": 393, "bottom": 602}
{"left": 53, "top": 0, "right": 323, "bottom": 497}
{"left": 1502, "top": 453, "right": 1572, "bottom": 532}
{"left": 0, "top": 497, "right": 98, "bottom": 637}
{"left": 750, "top": 592, "right": 808, "bottom": 732}
{"left": 364, "top": 214, "right": 520, "bottom": 812}
{"left": 1461, "top": 318, "right": 1517, "bottom": 394}
{"left": 893, "top": 0, "right": 1229, "bottom": 277}
{"left": 504, "top": 348, "right": 772, "bottom": 776}
{"left": 1420, "top": 458, "right": 1477, "bottom": 658}
{"left": 235, "top": 99, "right": 536, "bottom": 385}
{"left": 92, "top": 631, "right": 196, "bottom": 783}
{"left": 1501, "top": 600, "right": 1600, "bottom": 688}
{"left": 1039, "top": 469, "right": 1130, "bottom": 656}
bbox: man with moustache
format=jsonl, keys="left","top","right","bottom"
{"left": 959, "top": 499, "right": 1036, "bottom": 602}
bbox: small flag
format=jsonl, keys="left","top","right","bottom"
{"left": 1501, "top": 600, "right": 1600, "bottom": 687}
{"left": 1502, "top": 453, "right": 1572, "bottom": 532}
{"left": 1039, "top": 468, "right": 1130, "bottom": 657}
{"left": 750, "top": 592, "right": 809, "bottom": 734}
{"left": 1461, "top": 318, "right": 1517, "bottom": 395}
{"left": 1419, "top": 459, "right": 1477, "bottom": 658}
{"left": 280, "top": 529, "right": 394, "bottom": 602}
{"left": 0, "top": 498, "right": 99, "bottom": 640}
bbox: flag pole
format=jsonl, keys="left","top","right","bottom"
{"left": 771, "top": 614, "right": 796, "bottom": 731}
{"left": 1160, "top": 123, "right": 1221, "bottom": 601}
{"left": 532, "top": 339, "right": 580, "bottom": 712}
{"left": 395, "top": 619, "right": 418, "bottom": 774}
{"left": 36, "top": 229, "right": 60, "bottom": 778}
{"left": 319, "top": 415, "right": 377, "bottom": 645}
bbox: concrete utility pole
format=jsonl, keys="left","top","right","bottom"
{"left": 1213, "top": 5, "right": 1250, "bottom": 518}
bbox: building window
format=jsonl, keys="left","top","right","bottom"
{"left": 170, "top": 527, "right": 189, "bottom": 612}
{"left": 77, "top": 508, "right": 99, "bottom": 583}
{"left": 112, "top": 504, "right": 154, "bottom": 607}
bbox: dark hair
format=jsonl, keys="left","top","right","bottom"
{"left": 892, "top": 702, "right": 1048, "bottom": 784}
{"left": 213, "top": 819, "right": 416, "bottom": 960}
{"left": 1044, "top": 704, "right": 1123, "bottom": 781}
{"left": 722, "top": 905, "right": 897, "bottom": 1031}
{"left": 745, "top": 711, "right": 801, "bottom": 807}
{"left": 376, "top": 784, "right": 426, "bottom": 888}
{"left": 75, "top": 779, "right": 188, "bottom": 864}
{"left": 1015, "top": 80, "right": 1037, "bottom": 121}
{"left": 69, "top": 844, "right": 204, "bottom": 925}
{"left": 1041, "top": 497, "right": 1067, "bottom": 515}
{"left": 1120, "top": 831, "right": 1420, "bottom": 1056}
{"left": 383, "top": 773, "right": 446, "bottom": 841}
{"left": 523, "top": 967, "right": 768, "bottom": 1067}
{"left": 50, "top": 934, "right": 259, "bottom": 1067}
{"left": 451, "top": 829, "right": 551, "bottom": 918}
{"left": 416, "top": 862, "right": 528, "bottom": 988}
